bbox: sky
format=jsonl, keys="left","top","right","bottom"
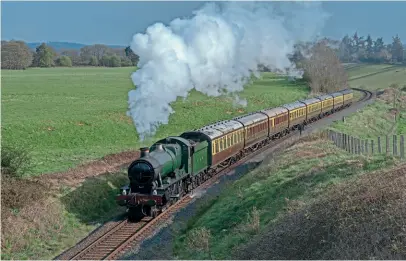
{"left": 1, "top": 1, "right": 406, "bottom": 46}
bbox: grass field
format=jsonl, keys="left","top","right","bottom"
{"left": 348, "top": 64, "right": 406, "bottom": 90}
{"left": 2, "top": 67, "right": 308, "bottom": 175}
{"left": 329, "top": 64, "right": 406, "bottom": 137}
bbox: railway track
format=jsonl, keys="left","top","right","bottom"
{"left": 56, "top": 88, "right": 374, "bottom": 261}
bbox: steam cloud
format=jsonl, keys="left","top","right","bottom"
{"left": 128, "top": 1, "right": 329, "bottom": 140}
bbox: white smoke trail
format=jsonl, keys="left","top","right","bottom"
{"left": 127, "top": 1, "right": 330, "bottom": 140}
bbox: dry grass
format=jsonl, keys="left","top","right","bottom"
{"left": 245, "top": 207, "right": 260, "bottom": 234}
{"left": 186, "top": 227, "right": 212, "bottom": 256}
{"left": 1, "top": 170, "right": 129, "bottom": 259}
{"left": 235, "top": 164, "right": 406, "bottom": 260}
{"left": 1, "top": 196, "right": 65, "bottom": 258}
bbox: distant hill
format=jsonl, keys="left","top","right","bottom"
{"left": 26, "top": 41, "right": 126, "bottom": 51}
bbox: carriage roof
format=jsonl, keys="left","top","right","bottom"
{"left": 233, "top": 112, "right": 268, "bottom": 126}
{"left": 339, "top": 89, "right": 353, "bottom": 95}
{"left": 195, "top": 120, "right": 243, "bottom": 139}
{"left": 316, "top": 94, "right": 334, "bottom": 100}
{"left": 282, "top": 101, "right": 306, "bottom": 111}
{"left": 299, "top": 98, "right": 321, "bottom": 105}
{"left": 260, "top": 107, "right": 288, "bottom": 118}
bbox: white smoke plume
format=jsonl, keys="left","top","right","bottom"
{"left": 128, "top": 1, "right": 330, "bottom": 140}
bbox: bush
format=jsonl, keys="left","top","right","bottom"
{"left": 121, "top": 57, "right": 133, "bottom": 67}
{"left": 100, "top": 54, "right": 121, "bottom": 67}
{"left": 57, "top": 55, "right": 72, "bottom": 67}
{"left": 1, "top": 144, "right": 31, "bottom": 179}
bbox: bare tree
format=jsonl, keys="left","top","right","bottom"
{"left": 299, "top": 41, "right": 348, "bottom": 94}
{"left": 1, "top": 41, "right": 33, "bottom": 69}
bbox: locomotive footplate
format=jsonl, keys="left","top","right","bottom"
{"left": 116, "top": 193, "right": 164, "bottom": 206}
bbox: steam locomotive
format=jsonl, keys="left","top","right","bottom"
{"left": 116, "top": 89, "right": 353, "bottom": 220}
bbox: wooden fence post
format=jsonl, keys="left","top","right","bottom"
{"left": 365, "top": 140, "right": 368, "bottom": 154}
{"left": 393, "top": 135, "right": 397, "bottom": 156}
{"left": 386, "top": 135, "right": 390, "bottom": 155}
{"left": 378, "top": 137, "right": 382, "bottom": 154}
{"left": 358, "top": 139, "right": 361, "bottom": 154}
{"left": 400, "top": 135, "right": 405, "bottom": 159}
{"left": 350, "top": 137, "right": 353, "bottom": 153}
{"left": 348, "top": 135, "right": 351, "bottom": 152}
{"left": 361, "top": 140, "right": 365, "bottom": 154}
{"left": 344, "top": 134, "right": 347, "bottom": 151}
{"left": 371, "top": 139, "right": 374, "bottom": 154}
{"left": 341, "top": 133, "right": 344, "bottom": 149}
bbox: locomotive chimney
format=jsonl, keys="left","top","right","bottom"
{"left": 140, "top": 147, "right": 149, "bottom": 157}
{"left": 156, "top": 144, "right": 163, "bottom": 151}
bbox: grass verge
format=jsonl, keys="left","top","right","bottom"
{"left": 1, "top": 171, "right": 128, "bottom": 260}
{"left": 235, "top": 163, "right": 406, "bottom": 259}
{"left": 172, "top": 133, "right": 400, "bottom": 259}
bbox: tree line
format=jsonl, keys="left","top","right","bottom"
{"left": 1, "top": 41, "right": 139, "bottom": 70}
{"left": 337, "top": 32, "right": 404, "bottom": 64}
{"left": 1, "top": 32, "right": 405, "bottom": 70}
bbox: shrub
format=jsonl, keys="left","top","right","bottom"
{"left": 1, "top": 144, "right": 31, "bottom": 179}
{"left": 57, "top": 55, "right": 72, "bottom": 67}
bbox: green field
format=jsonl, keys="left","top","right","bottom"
{"left": 2, "top": 67, "right": 308, "bottom": 175}
{"left": 348, "top": 64, "right": 406, "bottom": 90}
{"left": 332, "top": 64, "right": 406, "bottom": 137}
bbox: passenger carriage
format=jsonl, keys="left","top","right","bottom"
{"left": 340, "top": 89, "right": 353, "bottom": 107}
{"left": 282, "top": 102, "right": 307, "bottom": 129}
{"left": 233, "top": 112, "right": 268, "bottom": 149}
{"left": 317, "top": 94, "right": 334, "bottom": 115}
{"left": 260, "top": 107, "right": 289, "bottom": 139}
{"left": 298, "top": 98, "right": 322, "bottom": 123}
{"left": 331, "top": 92, "right": 344, "bottom": 110}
